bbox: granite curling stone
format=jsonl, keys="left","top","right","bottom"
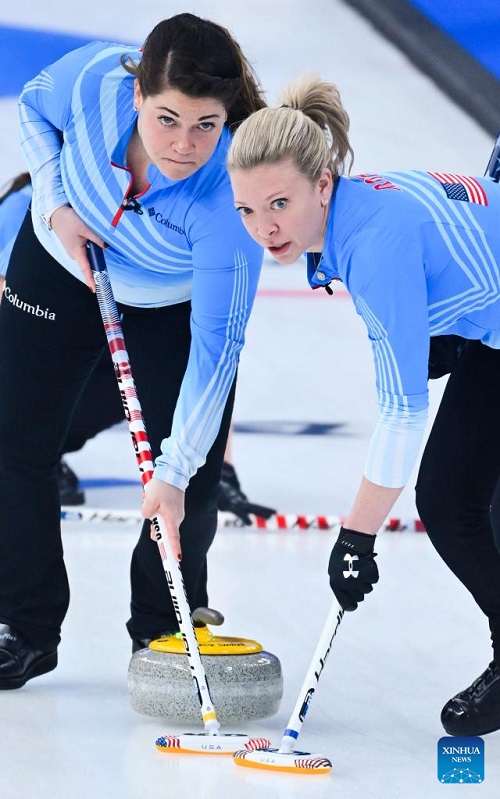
{"left": 128, "top": 609, "right": 283, "bottom": 722}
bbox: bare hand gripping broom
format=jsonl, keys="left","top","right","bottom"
{"left": 87, "top": 241, "right": 269, "bottom": 755}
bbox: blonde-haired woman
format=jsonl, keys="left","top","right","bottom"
{"left": 227, "top": 76, "right": 500, "bottom": 738}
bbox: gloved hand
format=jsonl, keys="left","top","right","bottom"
{"left": 328, "top": 527, "right": 379, "bottom": 611}
{"left": 218, "top": 462, "right": 276, "bottom": 525}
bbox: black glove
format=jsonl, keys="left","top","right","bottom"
{"left": 217, "top": 462, "right": 276, "bottom": 525}
{"left": 328, "top": 527, "right": 379, "bottom": 611}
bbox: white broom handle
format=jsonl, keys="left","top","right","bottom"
{"left": 279, "top": 599, "right": 344, "bottom": 753}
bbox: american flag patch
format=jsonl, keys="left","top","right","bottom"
{"left": 428, "top": 172, "right": 488, "bottom": 206}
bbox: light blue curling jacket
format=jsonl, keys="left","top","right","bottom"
{"left": 307, "top": 170, "right": 500, "bottom": 487}
{"left": 18, "top": 42, "right": 263, "bottom": 489}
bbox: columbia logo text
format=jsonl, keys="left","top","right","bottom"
{"left": 147, "top": 207, "right": 185, "bottom": 235}
{"left": 4, "top": 285, "right": 56, "bottom": 320}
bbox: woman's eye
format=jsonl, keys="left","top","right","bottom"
{"left": 198, "top": 122, "right": 216, "bottom": 131}
{"left": 272, "top": 198, "right": 287, "bottom": 210}
{"left": 159, "top": 116, "right": 174, "bottom": 126}
{"left": 236, "top": 206, "right": 252, "bottom": 216}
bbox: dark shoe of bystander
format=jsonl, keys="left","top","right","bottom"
{"left": 58, "top": 459, "right": 85, "bottom": 506}
{"left": 0, "top": 624, "right": 57, "bottom": 689}
{"left": 217, "top": 462, "right": 276, "bottom": 525}
{"left": 441, "top": 661, "right": 500, "bottom": 736}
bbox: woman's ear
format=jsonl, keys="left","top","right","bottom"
{"left": 133, "top": 79, "right": 143, "bottom": 111}
{"left": 318, "top": 168, "right": 333, "bottom": 205}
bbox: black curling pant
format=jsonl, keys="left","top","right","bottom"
{"left": 61, "top": 346, "right": 123, "bottom": 455}
{"left": 415, "top": 341, "right": 500, "bottom": 663}
{"left": 0, "top": 215, "right": 234, "bottom": 650}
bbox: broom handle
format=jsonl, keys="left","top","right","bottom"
{"left": 86, "top": 241, "right": 220, "bottom": 735}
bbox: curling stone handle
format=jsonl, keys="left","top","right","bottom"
{"left": 192, "top": 607, "right": 225, "bottom": 627}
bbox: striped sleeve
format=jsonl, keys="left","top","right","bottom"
{"left": 153, "top": 200, "right": 263, "bottom": 488}
{"left": 348, "top": 229, "right": 430, "bottom": 488}
{"left": 18, "top": 42, "right": 108, "bottom": 220}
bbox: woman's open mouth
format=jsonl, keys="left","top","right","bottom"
{"left": 268, "top": 242, "right": 291, "bottom": 257}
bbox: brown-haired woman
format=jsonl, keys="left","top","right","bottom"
{"left": 0, "top": 13, "right": 265, "bottom": 688}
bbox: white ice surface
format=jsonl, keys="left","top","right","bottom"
{"left": 0, "top": 1, "right": 498, "bottom": 797}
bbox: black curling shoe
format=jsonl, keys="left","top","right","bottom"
{"left": 0, "top": 624, "right": 57, "bottom": 689}
{"left": 441, "top": 661, "right": 500, "bottom": 736}
{"left": 58, "top": 459, "right": 85, "bottom": 506}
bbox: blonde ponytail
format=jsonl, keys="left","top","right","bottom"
{"left": 227, "top": 75, "right": 354, "bottom": 181}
